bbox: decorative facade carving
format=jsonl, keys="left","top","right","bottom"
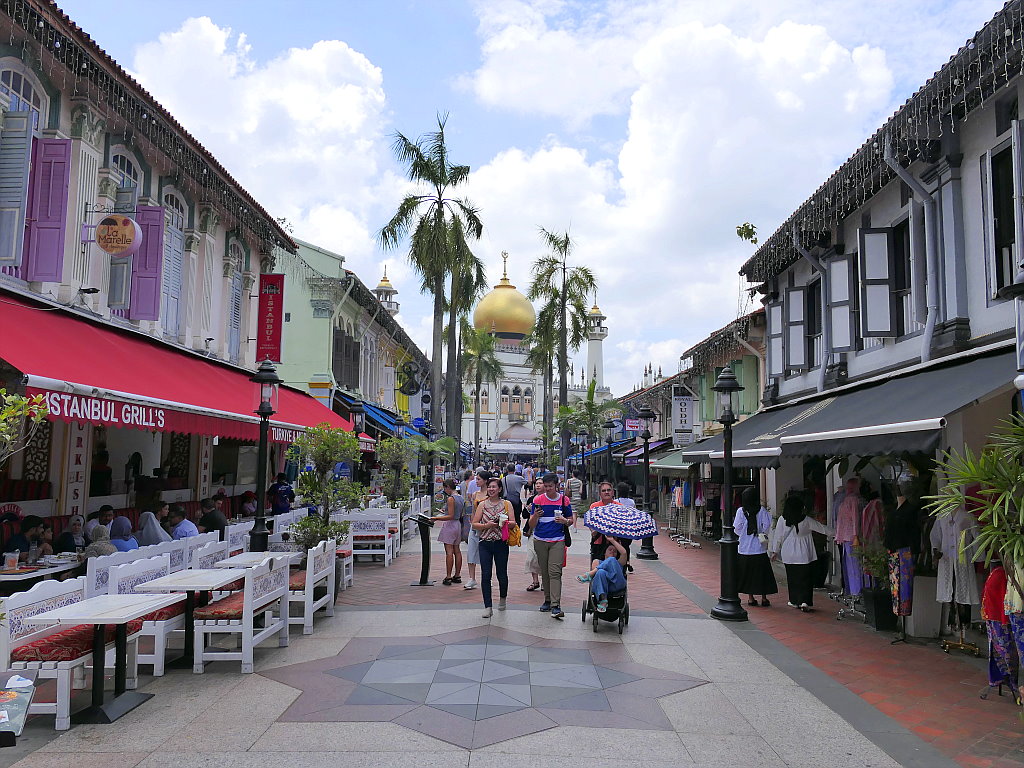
{"left": 184, "top": 230, "right": 199, "bottom": 254}
{"left": 97, "top": 173, "right": 118, "bottom": 201}
{"left": 310, "top": 299, "right": 332, "bottom": 318}
{"left": 70, "top": 102, "right": 105, "bottom": 148}
{"left": 198, "top": 207, "right": 220, "bottom": 234}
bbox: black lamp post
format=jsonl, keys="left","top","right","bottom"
{"left": 635, "top": 405, "right": 659, "bottom": 560}
{"left": 603, "top": 418, "right": 615, "bottom": 482}
{"left": 577, "top": 428, "right": 589, "bottom": 489}
{"left": 349, "top": 399, "right": 366, "bottom": 435}
{"left": 250, "top": 359, "right": 282, "bottom": 553}
{"left": 710, "top": 366, "right": 748, "bottom": 622}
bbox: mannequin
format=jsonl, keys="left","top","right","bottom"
{"left": 884, "top": 483, "right": 920, "bottom": 625}
{"left": 931, "top": 508, "right": 980, "bottom": 604}
{"left": 835, "top": 477, "right": 865, "bottom": 596}
{"left": 981, "top": 564, "right": 1020, "bottom": 704}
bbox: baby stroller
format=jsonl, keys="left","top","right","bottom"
{"left": 581, "top": 533, "right": 630, "bottom": 634}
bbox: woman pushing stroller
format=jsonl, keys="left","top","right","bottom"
{"left": 577, "top": 536, "right": 628, "bottom": 612}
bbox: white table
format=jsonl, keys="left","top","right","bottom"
{"left": 23, "top": 593, "right": 184, "bottom": 723}
{"left": 134, "top": 569, "right": 248, "bottom": 669}
{"left": 0, "top": 560, "right": 81, "bottom": 582}
{"left": 214, "top": 552, "right": 299, "bottom": 568}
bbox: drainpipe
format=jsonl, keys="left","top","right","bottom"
{"left": 883, "top": 140, "right": 939, "bottom": 363}
{"left": 793, "top": 225, "right": 829, "bottom": 393}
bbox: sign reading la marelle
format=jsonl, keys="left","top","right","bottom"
{"left": 96, "top": 215, "right": 143, "bottom": 256}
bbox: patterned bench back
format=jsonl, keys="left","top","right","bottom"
{"left": 184, "top": 532, "right": 219, "bottom": 567}
{"left": 155, "top": 539, "right": 187, "bottom": 572}
{"left": 86, "top": 543, "right": 163, "bottom": 597}
{"left": 108, "top": 554, "right": 171, "bottom": 596}
{"left": 226, "top": 521, "right": 255, "bottom": 555}
{"left": 243, "top": 557, "right": 289, "bottom": 616}
{"left": 0, "top": 576, "right": 87, "bottom": 667}
{"left": 192, "top": 540, "right": 228, "bottom": 570}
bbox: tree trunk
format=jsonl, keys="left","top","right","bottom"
{"left": 430, "top": 281, "right": 444, "bottom": 431}
{"left": 445, "top": 285, "right": 459, "bottom": 439}
{"left": 545, "top": 358, "right": 554, "bottom": 467}
{"left": 559, "top": 267, "right": 570, "bottom": 469}
{"left": 474, "top": 367, "right": 482, "bottom": 467}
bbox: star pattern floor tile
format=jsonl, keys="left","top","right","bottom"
{"left": 261, "top": 626, "right": 707, "bottom": 748}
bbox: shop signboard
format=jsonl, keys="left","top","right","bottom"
{"left": 95, "top": 215, "right": 142, "bottom": 257}
{"left": 624, "top": 418, "right": 641, "bottom": 433}
{"left": 256, "top": 274, "right": 285, "bottom": 363}
{"left": 672, "top": 389, "right": 695, "bottom": 446}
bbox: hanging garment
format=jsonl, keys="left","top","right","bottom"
{"left": 841, "top": 542, "right": 863, "bottom": 597}
{"left": 860, "top": 499, "right": 885, "bottom": 546}
{"left": 673, "top": 484, "right": 684, "bottom": 508}
{"left": 835, "top": 488, "right": 862, "bottom": 545}
{"left": 889, "top": 547, "right": 915, "bottom": 616}
{"left": 681, "top": 481, "right": 691, "bottom": 508}
{"left": 931, "top": 510, "right": 981, "bottom": 605}
{"left": 985, "top": 567, "right": 1021, "bottom": 695}
{"left": 694, "top": 480, "right": 705, "bottom": 508}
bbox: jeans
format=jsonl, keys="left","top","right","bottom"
{"left": 478, "top": 539, "right": 509, "bottom": 608}
{"left": 591, "top": 565, "right": 625, "bottom": 600}
{"left": 533, "top": 539, "right": 566, "bottom": 606}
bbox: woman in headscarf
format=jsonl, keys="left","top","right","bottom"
{"left": 54, "top": 515, "right": 87, "bottom": 554}
{"left": 82, "top": 525, "right": 116, "bottom": 559}
{"left": 109, "top": 516, "right": 139, "bottom": 552}
{"left": 770, "top": 494, "right": 834, "bottom": 611}
{"left": 136, "top": 510, "right": 171, "bottom": 546}
{"left": 734, "top": 486, "right": 778, "bottom": 607}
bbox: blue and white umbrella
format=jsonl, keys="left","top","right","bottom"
{"left": 584, "top": 503, "right": 658, "bottom": 540}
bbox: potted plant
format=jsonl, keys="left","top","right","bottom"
{"left": 855, "top": 542, "right": 898, "bottom": 631}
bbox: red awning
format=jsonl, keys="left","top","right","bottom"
{"left": 0, "top": 294, "right": 351, "bottom": 441}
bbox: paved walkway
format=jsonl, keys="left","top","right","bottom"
{"left": 1, "top": 529, "right": 1018, "bottom": 768}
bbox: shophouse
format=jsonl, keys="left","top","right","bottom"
{"left": 0, "top": 2, "right": 349, "bottom": 523}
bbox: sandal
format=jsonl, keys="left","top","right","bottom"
{"left": 442, "top": 577, "right": 453, "bottom": 586}
{"left": 526, "top": 583, "right": 540, "bottom": 591}
{"left": 451, "top": 576, "right": 462, "bottom": 583}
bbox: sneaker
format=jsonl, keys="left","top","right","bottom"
{"left": 539, "top": 602, "right": 551, "bottom": 612}
{"left": 550, "top": 605, "right": 565, "bottom": 619}
{"left": 800, "top": 603, "right": 811, "bottom": 612}
{"left": 498, "top": 598, "right": 507, "bottom": 611}
{"left": 787, "top": 602, "right": 797, "bottom": 608}
{"left": 463, "top": 580, "right": 477, "bottom": 589}
{"left": 482, "top": 607, "right": 492, "bottom": 618}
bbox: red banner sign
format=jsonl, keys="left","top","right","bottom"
{"left": 256, "top": 274, "right": 285, "bottom": 363}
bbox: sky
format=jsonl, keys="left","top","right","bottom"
{"left": 59, "top": 0, "right": 1007, "bottom": 396}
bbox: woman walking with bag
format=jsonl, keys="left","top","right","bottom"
{"left": 735, "top": 486, "right": 777, "bottom": 607}
{"left": 435, "top": 479, "right": 464, "bottom": 585}
{"left": 473, "top": 477, "right": 512, "bottom": 618}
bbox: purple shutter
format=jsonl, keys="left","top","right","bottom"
{"left": 128, "top": 205, "right": 165, "bottom": 320}
{"left": 23, "top": 138, "right": 71, "bottom": 282}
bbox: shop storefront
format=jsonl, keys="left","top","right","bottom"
{"left": 0, "top": 294, "right": 352, "bottom": 520}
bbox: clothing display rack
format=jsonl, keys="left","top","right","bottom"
{"left": 667, "top": 503, "right": 702, "bottom": 549}
{"left": 941, "top": 601, "right": 981, "bottom": 656}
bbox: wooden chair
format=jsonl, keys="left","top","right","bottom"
{"left": 288, "top": 539, "right": 336, "bottom": 634}
{"left": 191, "top": 557, "right": 290, "bottom": 674}
{"left": 108, "top": 554, "right": 183, "bottom": 677}
{"left": 0, "top": 577, "right": 140, "bottom": 730}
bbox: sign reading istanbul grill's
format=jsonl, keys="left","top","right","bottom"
{"left": 95, "top": 215, "right": 143, "bottom": 256}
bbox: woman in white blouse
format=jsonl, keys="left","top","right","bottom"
{"left": 770, "top": 493, "right": 834, "bottom": 612}
{"left": 734, "top": 487, "right": 778, "bottom": 607}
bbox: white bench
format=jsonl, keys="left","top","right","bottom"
{"left": 226, "top": 521, "right": 255, "bottom": 555}
{"left": 191, "top": 557, "right": 290, "bottom": 674}
{"left": 0, "top": 577, "right": 139, "bottom": 730}
{"left": 108, "top": 554, "right": 183, "bottom": 677}
{"left": 349, "top": 515, "right": 393, "bottom": 566}
{"left": 184, "top": 532, "right": 220, "bottom": 567}
{"left": 288, "top": 539, "right": 336, "bottom": 635}
{"left": 86, "top": 544, "right": 163, "bottom": 597}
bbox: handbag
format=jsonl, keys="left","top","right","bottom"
{"left": 506, "top": 523, "right": 522, "bottom": 547}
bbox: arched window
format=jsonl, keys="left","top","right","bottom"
{"left": 160, "top": 191, "right": 186, "bottom": 339}
{"left": 511, "top": 386, "right": 522, "bottom": 416}
{"left": 111, "top": 153, "right": 139, "bottom": 188}
{"left": 0, "top": 68, "right": 44, "bottom": 130}
{"left": 500, "top": 386, "right": 510, "bottom": 415}
{"left": 480, "top": 389, "right": 489, "bottom": 412}
{"left": 524, "top": 388, "right": 533, "bottom": 417}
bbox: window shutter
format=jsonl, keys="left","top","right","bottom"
{"left": 766, "top": 300, "right": 785, "bottom": 378}
{"left": 858, "top": 227, "right": 896, "bottom": 337}
{"left": 827, "top": 255, "right": 856, "bottom": 352}
{"left": 128, "top": 205, "right": 165, "bottom": 321}
{"left": 108, "top": 256, "right": 131, "bottom": 309}
{"left": 228, "top": 271, "right": 242, "bottom": 361}
{"left": 1014, "top": 119, "right": 1024, "bottom": 280}
{"left": 0, "top": 111, "right": 32, "bottom": 268}
{"left": 161, "top": 222, "right": 184, "bottom": 336}
{"left": 114, "top": 183, "right": 138, "bottom": 213}
{"left": 23, "top": 138, "right": 71, "bottom": 282}
{"left": 909, "top": 200, "right": 928, "bottom": 324}
{"left": 785, "top": 286, "right": 807, "bottom": 370}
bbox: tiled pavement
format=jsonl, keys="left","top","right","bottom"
{"left": 648, "top": 532, "right": 1024, "bottom": 768}
{"left": 3, "top": 522, "right": 1020, "bottom": 768}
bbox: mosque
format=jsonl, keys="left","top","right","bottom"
{"left": 463, "top": 253, "right": 610, "bottom": 460}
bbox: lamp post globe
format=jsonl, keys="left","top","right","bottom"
{"left": 710, "top": 365, "right": 748, "bottom": 622}
{"left": 349, "top": 399, "right": 365, "bottom": 435}
{"left": 249, "top": 359, "right": 282, "bottom": 552}
{"left": 635, "top": 404, "right": 659, "bottom": 560}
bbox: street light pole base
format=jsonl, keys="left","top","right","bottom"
{"left": 635, "top": 535, "right": 659, "bottom": 560}
{"left": 710, "top": 598, "right": 748, "bottom": 622}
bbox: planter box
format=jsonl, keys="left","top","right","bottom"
{"left": 863, "top": 587, "right": 898, "bottom": 632}
{"left": 906, "top": 575, "right": 942, "bottom": 639}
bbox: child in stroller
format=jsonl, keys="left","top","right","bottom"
{"left": 577, "top": 536, "right": 628, "bottom": 612}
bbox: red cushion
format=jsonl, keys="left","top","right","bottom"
{"left": 336, "top": 549, "right": 352, "bottom": 558}
{"left": 193, "top": 592, "right": 245, "bottom": 620}
{"left": 140, "top": 603, "right": 186, "bottom": 623}
{"left": 12, "top": 621, "right": 142, "bottom": 663}
{"left": 289, "top": 570, "right": 308, "bottom": 590}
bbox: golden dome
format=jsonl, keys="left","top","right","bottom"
{"left": 473, "top": 252, "right": 536, "bottom": 339}
{"left": 589, "top": 303, "right": 603, "bottom": 315}
{"left": 375, "top": 266, "right": 395, "bottom": 292}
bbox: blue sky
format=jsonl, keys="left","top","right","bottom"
{"left": 57, "top": 0, "right": 1007, "bottom": 395}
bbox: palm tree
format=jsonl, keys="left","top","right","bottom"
{"left": 556, "top": 379, "right": 622, "bottom": 438}
{"left": 378, "top": 115, "right": 483, "bottom": 431}
{"left": 528, "top": 228, "right": 596, "bottom": 466}
{"left": 524, "top": 304, "right": 557, "bottom": 455}
{"left": 462, "top": 325, "right": 505, "bottom": 463}
{"left": 444, "top": 229, "right": 487, "bottom": 441}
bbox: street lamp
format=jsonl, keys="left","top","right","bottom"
{"left": 710, "top": 365, "right": 748, "bottom": 622}
{"left": 577, "top": 428, "right": 589, "bottom": 489}
{"left": 349, "top": 399, "right": 366, "bottom": 435}
{"left": 603, "top": 418, "right": 615, "bottom": 482}
{"left": 635, "top": 405, "right": 659, "bottom": 560}
{"left": 250, "top": 359, "right": 282, "bottom": 552}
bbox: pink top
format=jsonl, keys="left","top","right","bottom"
{"left": 860, "top": 499, "right": 884, "bottom": 545}
{"left": 835, "top": 494, "right": 861, "bottom": 544}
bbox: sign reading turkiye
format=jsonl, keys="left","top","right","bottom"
{"left": 257, "top": 274, "right": 285, "bottom": 363}
{"left": 95, "top": 215, "right": 142, "bottom": 256}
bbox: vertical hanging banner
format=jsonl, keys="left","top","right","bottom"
{"left": 671, "top": 386, "right": 695, "bottom": 446}
{"left": 257, "top": 274, "right": 285, "bottom": 362}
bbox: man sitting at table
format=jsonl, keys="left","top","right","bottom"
{"left": 169, "top": 505, "right": 199, "bottom": 539}
{"left": 197, "top": 497, "right": 227, "bottom": 541}
{"left": 6, "top": 515, "right": 51, "bottom": 562}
